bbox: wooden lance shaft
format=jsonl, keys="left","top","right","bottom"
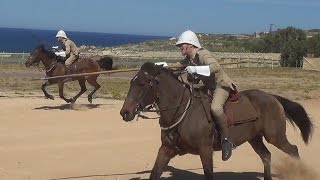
{"left": 39, "top": 62, "right": 240, "bottom": 81}
{"left": 41, "top": 64, "right": 184, "bottom": 80}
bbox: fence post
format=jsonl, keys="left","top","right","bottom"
{"left": 237, "top": 57, "right": 240, "bottom": 69}
{"left": 1, "top": 51, "right": 3, "bottom": 65}
{"left": 21, "top": 52, "right": 25, "bottom": 65}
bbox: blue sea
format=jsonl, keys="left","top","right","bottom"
{"left": 0, "top": 27, "right": 169, "bottom": 52}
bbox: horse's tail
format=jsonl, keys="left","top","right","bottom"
{"left": 97, "top": 56, "right": 113, "bottom": 71}
{"left": 273, "top": 95, "right": 314, "bottom": 144}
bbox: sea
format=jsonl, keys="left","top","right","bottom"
{"left": 0, "top": 27, "right": 169, "bottom": 52}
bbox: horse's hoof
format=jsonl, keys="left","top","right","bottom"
{"left": 45, "top": 95, "right": 54, "bottom": 100}
{"left": 87, "top": 94, "right": 93, "bottom": 104}
{"left": 88, "top": 97, "right": 93, "bottom": 104}
{"left": 70, "top": 98, "right": 75, "bottom": 104}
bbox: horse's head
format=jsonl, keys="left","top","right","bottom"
{"left": 120, "top": 62, "right": 162, "bottom": 121}
{"left": 25, "top": 45, "right": 55, "bottom": 67}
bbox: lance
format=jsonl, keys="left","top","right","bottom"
{"left": 40, "top": 64, "right": 184, "bottom": 80}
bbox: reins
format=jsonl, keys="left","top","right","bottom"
{"left": 29, "top": 50, "right": 58, "bottom": 73}
{"left": 159, "top": 89, "right": 192, "bottom": 131}
{"left": 135, "top": 70, "right": 194, "bottom": 131}
{"left": 45, "top": 61, "right": 57, "bottom": 73}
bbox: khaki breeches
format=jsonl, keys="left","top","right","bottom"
{"left": 65, "top": 54, "right": 77, "bottom": 67}
{"left": 211, "top": 86, "right": 230, "bottom": 136}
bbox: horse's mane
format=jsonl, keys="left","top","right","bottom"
{"left": 140, "top": 62, "right": 179, "bottom": 80}
{"left": 35, "top": 44, "right": 56, "bottom": 58}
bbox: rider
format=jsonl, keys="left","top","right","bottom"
{"left": 55, "top": 30, "right": 79, "bottom": 73}
{"left": 176, "top": 30, "right": 235, "bottom": 161}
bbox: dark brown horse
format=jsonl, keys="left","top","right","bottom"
{"left": 120, "top": 62, "right": 313, "bottom": 180}
{"left": 25, "top": 45, "right": 102, "bottom": 104}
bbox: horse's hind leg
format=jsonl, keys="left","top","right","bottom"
{"left": 42, "top": 81, "right": 55, "bottom": 100}
{"left": 199, "top": 146, "right": 214, "bottom": 179}
{"left": 267, "top": 134, "right": 300, "bottom": 159}
{"left": 71, "top": 79, "right": 87, "bottom": 103}
{"left": 150, "top": 145, "right": 176, "bottom": 180}
{"left": 86, "top": 76, "right": 100, "bottom": 103}
{"left": 248, "top": 135, "right": 272, "bottom": 180}
{"left": 264, "top": 117, "right": 300, "bottom": 159}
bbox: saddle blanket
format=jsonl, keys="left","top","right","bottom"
{"left": 224, "top": 95, "right": 258, "bottom": 127}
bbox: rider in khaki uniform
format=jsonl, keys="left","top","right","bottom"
{"left": 176, "top": 30, "right": 235, "bottom": 161}
{"left": 55, "top": 30, "right": 79, "bottom": 71}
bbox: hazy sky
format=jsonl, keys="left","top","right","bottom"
{"left": 0, "top": 0, "right": 319, "bottom": 36}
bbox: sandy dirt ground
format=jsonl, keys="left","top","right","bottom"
{"left": 0, "top": 95, "right": 319, "bottom": 180}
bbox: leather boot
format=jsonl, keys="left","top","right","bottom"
{"left": 66, "top": 66, "right": 71, "bottom": 74}
{"left": 216, "top": 114, "right": 233, "bottom": 161}
{"left": 221, "top": 137, "right": 233, "bottom": 161}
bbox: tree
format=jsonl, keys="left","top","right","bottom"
{"left": 280, "top": 40, "right": 306, "bottom": 67}
{"left": 306, "top": 34, "right": 320, "bottom": 57}
{"left": 263, "top": 27, "right": 307, "bottom": 67}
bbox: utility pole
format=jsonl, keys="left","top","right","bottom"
{"left": 269, "top": 24, "right": 274, "bottom": 34}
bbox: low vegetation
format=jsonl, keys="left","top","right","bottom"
{"left": 2, "top": 26, "right": 320, "bottom": 100}
{"left": 1, "top": 63, "right": 320, "bottom": 100}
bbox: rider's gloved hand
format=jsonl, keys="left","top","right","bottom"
{"left": 185, "top": 66, "right": 197, "bottom": 74}
{"left": 155, "top": 62, "right": 168, "bottom": 67}
{"left": 55, "top": 51, "right": 66, "bottom": 57}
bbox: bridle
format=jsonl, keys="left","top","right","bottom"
{"left": 28, "top": 52, "right": 57, "bottom": 73}
{"left": 129, "top": 69, "right": 193, "bottom": 131}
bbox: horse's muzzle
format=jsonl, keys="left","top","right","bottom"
{"left": 120, "top": 109, "right": 134, "bottom": 122}
{"left": 25, "top": 61, "right": 31, "bottom": 67}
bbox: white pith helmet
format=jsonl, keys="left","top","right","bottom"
{"left": 176, "top": 30, "right": 201, "bottom": 48}
{"left": 55, "top": 30, "right": 68, "bottom": 39}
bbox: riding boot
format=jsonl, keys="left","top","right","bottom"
{"left": 65, "top": 65, "right": 72, "bottom": 74}
{"left": 221, "top": 136, "right": 233, "bottom": 161}
{"left": 64, "top": 66, "right": 72, "bottom": 82}
{"left": 216, "top": 114, "right": 233, "bottom": 161}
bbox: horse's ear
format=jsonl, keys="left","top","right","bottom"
{"left": 154, "top": 64, "right": 163, "bottom": 74}
{"left": 36, "top": 44, "right": 46, "bottom": 51}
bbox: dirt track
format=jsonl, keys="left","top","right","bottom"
{"left": 0, "top": 96, "right": 319, "bottom": 180}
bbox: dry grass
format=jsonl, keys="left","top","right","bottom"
{"left": 225, "top": 67, "right": 320, "bottom": 100}
{"left": 1, "top": 63, "right": 320, "bottom": 100}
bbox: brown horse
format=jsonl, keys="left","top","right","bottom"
{"left": 120, "top": 62, "right": 313, "bottom": 180}
{"left": 25, "top": 45, "right": 102, "bottom": 104}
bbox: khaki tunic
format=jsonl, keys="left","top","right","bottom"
{"left": 61, "top": 39, "right": 79, "bottom": 66}
{"left": 180, "top": 48, "right": 235, "bottom": 137}
{"left": 180, "top": 48, "right": 234, "bottom": 90}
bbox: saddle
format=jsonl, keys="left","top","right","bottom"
{"left": 195, "top": 86, "right": 258, "bottom": 127}
{"left": 57, "top": 56, "right": 80, "bottom": 75}
{"left": 56, "top": 54, "right": 80, "bottom": 64}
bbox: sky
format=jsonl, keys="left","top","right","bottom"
{"left": 0, "top": 0, "right": 319, "bottom": 36}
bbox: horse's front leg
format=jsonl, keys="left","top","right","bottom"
{"left": 71, "top": 79, "right": 87, "bottom": 103}
{"left": 150, "top": 145, "right": 176, "bottom": 180}
{"left": 57, "top": 81, "right": 73, "bottom": 103}
{"left": 86, "top": 76, "right": 101, "bottom": 103}
{"left": 199, "top": 146, "right": 214, "bottom": 180}
{"left": 41, "top": 81, "right": 54, "bottom": 100}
